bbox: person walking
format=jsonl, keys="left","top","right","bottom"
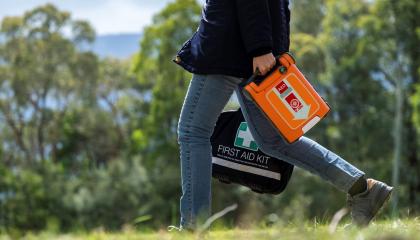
{"left": 173, "top": 0, "right": 393, "bottom": 230}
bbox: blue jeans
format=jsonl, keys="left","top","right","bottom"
{"left": 177, "top": 74, "right": 365, "bottom": 229}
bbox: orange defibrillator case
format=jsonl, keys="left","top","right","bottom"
{"left": 243, "top": 52, "right": 330, "bottom": 143}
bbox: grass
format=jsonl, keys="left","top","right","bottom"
{"left": 1, "top": 218, "right": 420, "bottom": 240}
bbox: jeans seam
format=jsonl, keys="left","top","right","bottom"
{"left": 180, "top": 75, "right": 207, "bottom": 227}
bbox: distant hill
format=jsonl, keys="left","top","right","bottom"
{"left": 0, "top": 33, "right": 142, "bottom": 59}
{"left": 92, "top": 33, "right": 142, "bottom": 59}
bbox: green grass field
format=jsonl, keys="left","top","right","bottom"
{"left": 2, "top": 218, "right": 420, "bottom": 240}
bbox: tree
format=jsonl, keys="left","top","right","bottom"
{"left": 0, "top": 4, "right": 139, "bottom": 167}
{"left": 356, "top": 0, "right": 420, "bottom": 215}
{"left": 0, "top": 4, "right": 96, "bottom": 164}
{"left": 0, "top": 4, "right": 147, "bottom": 231}
{"left": 317, "top": 0, "right": 420, "bottom": 215}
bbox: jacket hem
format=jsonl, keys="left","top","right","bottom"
{"left": 173, "top": 58, "right": 251, "bottom": 79}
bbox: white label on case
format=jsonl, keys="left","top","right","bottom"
{"left": 302, "top": 116, "right": 321, "bottom": 133}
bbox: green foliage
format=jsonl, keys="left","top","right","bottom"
{"left": 0, "top": 3, "right": 148, "bottom": 232}
{"left": 0, "top": 4, "right": 97, "bottom": 163}
{"left": 0, "top": 158, "right": 149, "bottom": 232}
{"left": 0, "top": 161, "right": 65, "bottom": 231}
{"left": 61, "top": 158, "right": 150, "bottom": 230}
{"left": 320, "top": 0, "right": 394, "bottom": 167}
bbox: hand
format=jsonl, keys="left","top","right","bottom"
{"left": 253, "top": 53, "right": 276, "bottom": 75}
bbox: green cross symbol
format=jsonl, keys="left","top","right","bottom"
{"left": 234, "top": 122, "right": 259, "bottom": 151}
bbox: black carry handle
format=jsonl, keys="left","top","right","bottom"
{"left": 240, "top": 55, "right": 284, "bottom": 87}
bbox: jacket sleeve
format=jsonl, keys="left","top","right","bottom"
{"left": 236, "top": 0, "right": 273, "bottom": 57}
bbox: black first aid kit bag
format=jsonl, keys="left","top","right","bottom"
{"left": 211, "top": 109, "right": 294, "bottom": 194}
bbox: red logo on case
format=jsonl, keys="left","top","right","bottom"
{"left": 285, "top": 93, "right": 303, "bottom": 112}
{"left": 275, "top": 81, "right": 288, "bottom": 94}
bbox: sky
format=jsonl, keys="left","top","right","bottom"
{"left": 0, "top": 0, "right": 196, "bottom": 35}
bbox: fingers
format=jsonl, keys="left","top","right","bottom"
{"left": 256, "top": 60, "right": 268, "bottom": 75}
{"left": 259, "top": 65, "right": 269, "bottom": 75}
{"left": 259, "top": 58, "right": 275, "bottom": 75}
{"left": 253, "top": 53, "right": 276, "bottom": 75}
{"left": 270, "top": 56, "right": 276, "bottom": 68}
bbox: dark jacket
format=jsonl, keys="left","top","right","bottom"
{"left": 174, "top": 0, "right": 290, "bottom": 79}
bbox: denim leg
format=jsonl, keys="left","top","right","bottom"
{"left": 177, "top": 74, "right": 242, "bottom": 229}
{"left": 235, "top": 85, "right": 365, "bottom": 193}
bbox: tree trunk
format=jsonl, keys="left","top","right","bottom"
{"left": 406, "top": 49, "right": 420, "bottom": 213}
{"left": 391, "top": 76, "right": 403, "bottom": 217}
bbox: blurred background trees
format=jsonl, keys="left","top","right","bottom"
{"left": 0, "top": 0, "right": 419, "bottom": 233}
